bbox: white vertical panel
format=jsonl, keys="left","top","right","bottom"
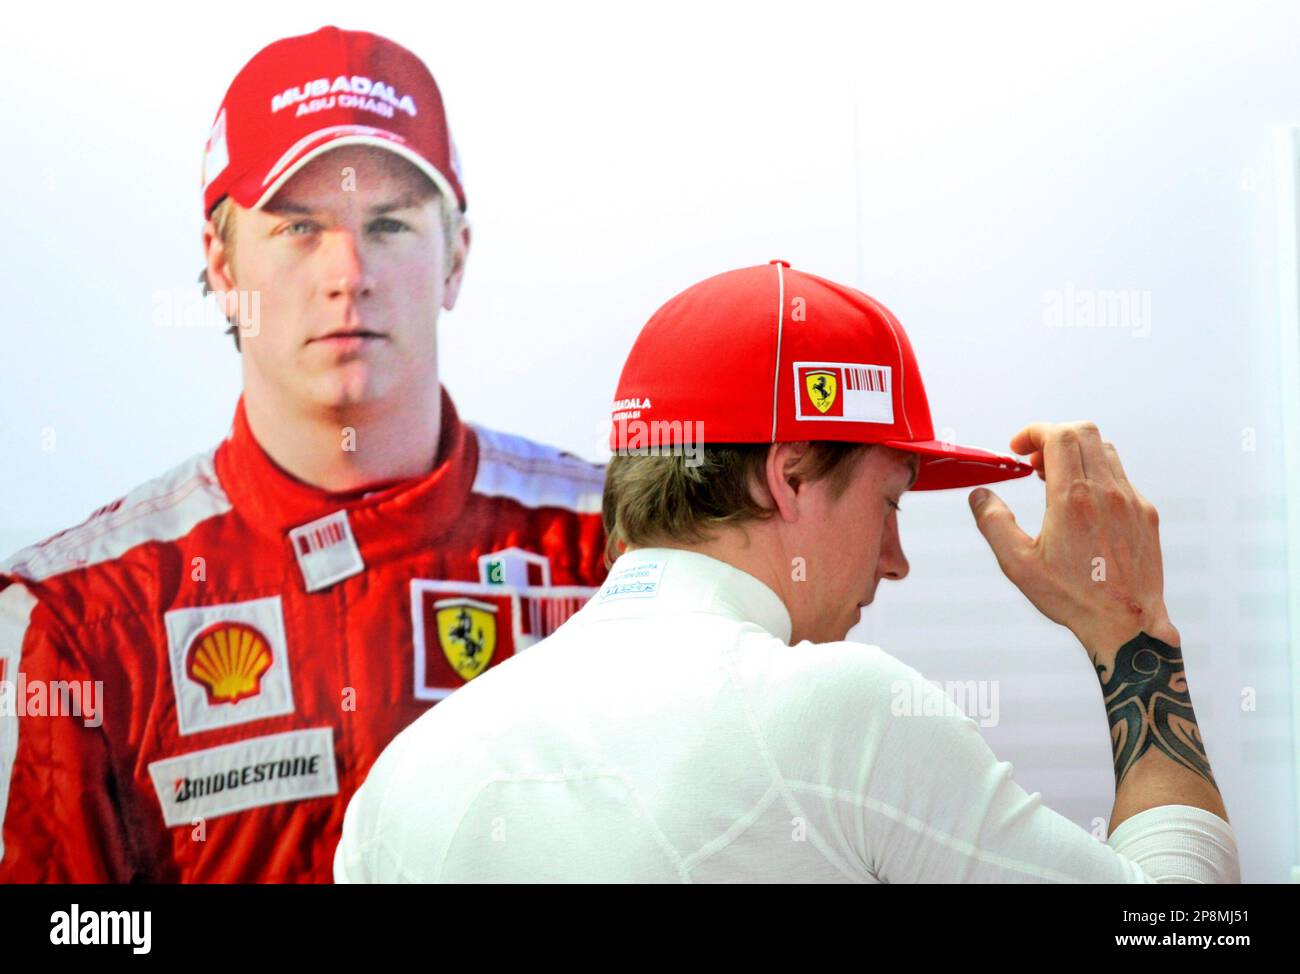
{"left": 1272, "top": 125, "right": 1300, "bottom": 883}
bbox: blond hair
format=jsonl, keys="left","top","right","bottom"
{"left": 601, "top": 442, "right": 874, "bottom": 566}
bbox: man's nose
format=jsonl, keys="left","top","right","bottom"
{"left": 321, "top": 230, "right": 374, "bottom": 300}
{"left": 879, "top": 523, "right": 909, "bottom": 582}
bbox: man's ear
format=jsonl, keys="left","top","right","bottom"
{"left": 202, "top": 220, "right": 238, "bottom": 303}
{"left": 202, "top": 219, "right": 233, "bottom": 292}
{"left": 202, "top": 215, "right": 250, "bottom": 347}
{"left": 441, "top": 218, "right": 472, "bottom": 311}
{"left": 762, "top": 442, "right": 811, "bottom": 523}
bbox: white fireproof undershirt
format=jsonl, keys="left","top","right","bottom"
{"left": 335, "top": 547, "right": 1239, "bottom": 883}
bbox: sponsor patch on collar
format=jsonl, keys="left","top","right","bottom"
{"left": 164, "top": 596, "right": 294, "bottom": 736}
{"left": 148, "top": 727, "right": 338, "bottom": 827}
{"left": 597, "top": 558, "right": 667, "bottom": 603}
{"left": 290, "top": 510, "right": 365, "bottom": 592}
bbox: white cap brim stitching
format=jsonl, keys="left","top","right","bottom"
{"left": 251, "top": 130, "right": 461, "bottom": 212}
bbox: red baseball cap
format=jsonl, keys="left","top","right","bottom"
{"left": 609, "top": 261, "right": 1033, "bottom": 491}
{"left": 201, "top": 25, "right": 466, "bottom": 219}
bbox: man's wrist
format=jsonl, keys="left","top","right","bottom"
{"left": 1077, "top": 617, "right": 1181, "bottom": 662}
{"left": 1087, "top": 628, "right": 1216, "bottom": 792}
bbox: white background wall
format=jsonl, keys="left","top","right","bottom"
{"left": 0, "top": 0, "right": 1293, "bottom": 881}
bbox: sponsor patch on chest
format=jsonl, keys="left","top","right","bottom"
{"left": 164, "top": 596, "right": 295, "bottom": 735}
{"left": 411, "top": 549, "right": 594, "bottom": 700}
{"left": 148, "top": 727, "right": 338, "bottom": 826}
{"left": 478, "top": 546, "right": 550, "bottom": 587}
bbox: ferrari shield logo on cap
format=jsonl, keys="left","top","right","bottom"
{"left": 804, "top": 370, "right": 838, "bottom": 414}
{"left": 435, "top": 598, "right": 498, "bottom": 681}
{"left": 794, "top": 362, "right": 894, "bottom": 425}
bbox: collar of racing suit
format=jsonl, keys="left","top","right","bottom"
{"left": 587, "top": 546, "right": 794, "bottom": 645}
{"left": 213, "top": 385, "right": 477, "bottom": 562}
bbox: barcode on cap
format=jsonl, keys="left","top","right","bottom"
{"left": 845, "top": 366, "right": 889, "bottom": 393}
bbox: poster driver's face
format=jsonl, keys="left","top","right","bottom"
{"left": 224, "top": 144, "right": 467, "bottom": 415}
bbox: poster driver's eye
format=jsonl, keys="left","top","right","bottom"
{"left": 370, "top": 218, "right": 410, "bottom": 233}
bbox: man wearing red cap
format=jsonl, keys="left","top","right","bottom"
{"left": 0, "top": 26, "right": 606, "bottom": 882}
{"left": 336, "top": 262, "right": 1238, "bottom": 883}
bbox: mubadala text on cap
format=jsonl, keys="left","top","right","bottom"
{"left": 271, "top": 76, "right": 417, "bottom": 117}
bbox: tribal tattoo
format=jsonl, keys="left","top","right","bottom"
{"left": 1093, "top": 632, "right": 1217, "bottom": 790}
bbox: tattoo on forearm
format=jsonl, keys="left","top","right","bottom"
{"left": 1093, "top": 632, "right": 1217, "bottom": 790}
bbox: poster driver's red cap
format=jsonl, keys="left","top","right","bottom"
{"left": 201, "top": 25, "right": 466, "bottom": 219}
{"left": 610, "top": 261, "right": 1033, "bottom": 491}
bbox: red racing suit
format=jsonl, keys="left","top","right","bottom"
{"left": 0, "top": 388, "right": 606, "bottom": 881}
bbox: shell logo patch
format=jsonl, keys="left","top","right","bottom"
{"left": 435, "top": 598, "right": 498, "bottom": 681}
{"left": 186, "top": 621, "right": 274, "bottom": 705}
{"left": 804, "top": 370, "right": 838, "bottom": 414}
{"left": 164, "top": 596, "right": 295, "bottom": 736}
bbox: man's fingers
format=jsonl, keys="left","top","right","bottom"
{"left": 1008, "top": 425, "right": 1042, "bottom": 456}
{"left": 1102, "top": 441, "right": 1130, "bottom": 486}
{"left": 1010, "top": 422, "right": 1085, "bottom": 497}
{"left": 969, "top": 488, "right": 1032, "bottom": 580}
{"left": 1022, "top": 450, "right": 1046, "bottom": 480}
{"left": 1075, "top": 423, "right": 1114, "bottom": 485}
